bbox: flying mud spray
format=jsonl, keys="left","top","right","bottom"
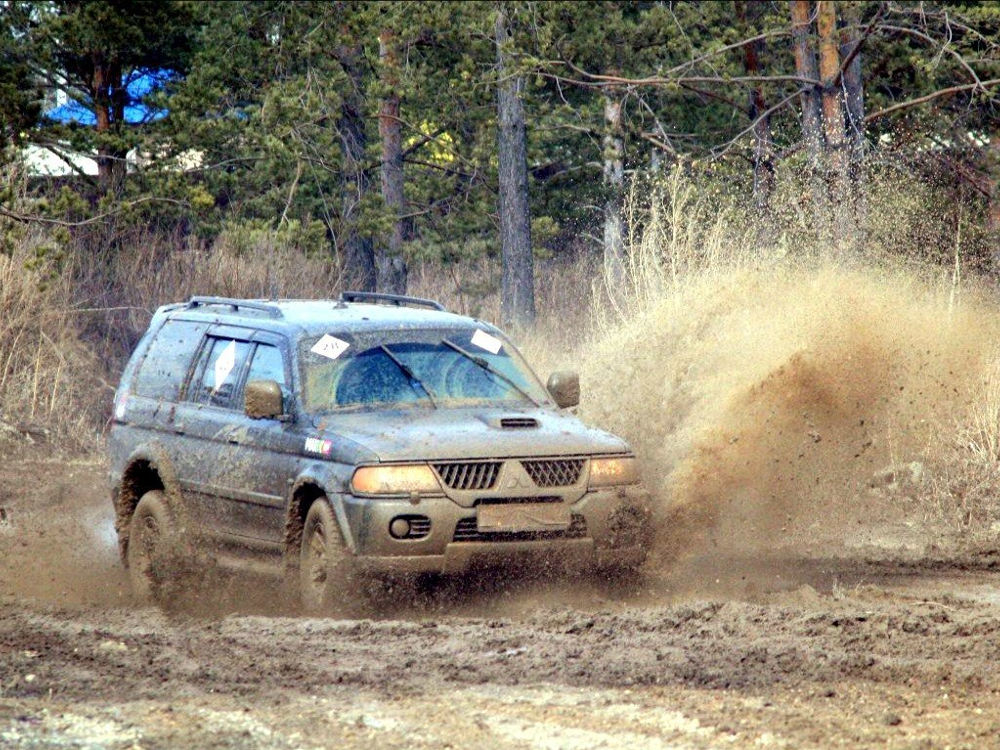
{"left": 573, "top": 261, "right": 1000, "bottom": 592}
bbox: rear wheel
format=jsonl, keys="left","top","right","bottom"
{"left": 126, "top": 490, "right": 175, "bottom": 603}
{"left": 299, "top": 499, "right": 353, "bottom": 613}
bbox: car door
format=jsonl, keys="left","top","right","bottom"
{"left": 212, "top": 333, "right": 304, "bottom": 548}
{"left": 171, "top": 327, "right": 255, "bottom": 547}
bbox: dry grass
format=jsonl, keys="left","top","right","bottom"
{"left": 0, "top": 234, "right": 109, "bottom": 449}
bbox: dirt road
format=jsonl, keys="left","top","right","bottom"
{"left": 3, "top": 450, "right": 1000, "bottom": 749}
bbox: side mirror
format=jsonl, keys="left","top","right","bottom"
{"left": 245, "top": 379, "right": 284, "bottom": 419}
{"left": 547, "top": 370, "right": 580, "bottom": 409}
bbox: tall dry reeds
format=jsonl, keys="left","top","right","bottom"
{"left": 0, "top": 232, "right": 108, "bottom": 449}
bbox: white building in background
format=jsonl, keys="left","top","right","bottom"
{"left": 21, "top": 142, "right": 99, "bottom": 176}
{"left": 20, "top": 142, "right": 203, "bottom": 177}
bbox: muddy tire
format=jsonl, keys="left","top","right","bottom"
{"left": 126, "top": 490, "right": 175, "bottom": 603}
{"left": 299, "top": 498, "right": 354, "bottom": 613}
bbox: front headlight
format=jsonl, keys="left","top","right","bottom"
{"left": 588, "top": 456, "right": 639, "bottom": 487}
{"left": 351, "top": 465, "right": 442, "bottom": 495}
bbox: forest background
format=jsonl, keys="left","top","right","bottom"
{"left": 1, "top": 0, "right": 1000, "bottom": 464}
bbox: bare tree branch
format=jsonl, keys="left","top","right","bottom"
{"left": 710, "top": 87, "right": 809, "bottom": 159}
{"left": 0, "top": 197, "right": 191, "bottom": 228}
{"left": 551, "top": 58, "right": 821, "bottom": 88}
{"left": 877, "top": 23, "right": 983, "bottom": 90}
{"left": 865, "top": 79, "right": 1000, "bottom": 122}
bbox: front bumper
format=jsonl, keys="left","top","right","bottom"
{"left": 341, "top": 484, "right": 651, "bottom": 575}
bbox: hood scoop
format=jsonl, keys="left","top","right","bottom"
{"left": 499, "top": 416, "right": 539, "bottom": 429}
{"left": 475, "top": 414, "right": 540, "bottom": 429}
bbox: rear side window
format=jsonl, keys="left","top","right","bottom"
{"left": 190, "top": 337, "right": 252, "bottom": 408}
{"left": 132, "top": 320, "right": 207, "bottom": 401}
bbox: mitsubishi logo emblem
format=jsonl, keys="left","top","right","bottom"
{"left": 506, "top": 474, "right": 528, "bottom": 489}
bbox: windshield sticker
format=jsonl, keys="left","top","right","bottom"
{"left": 213, "top": 340, "right": 237, "bottom": 389}
{"left": 471, "top": 329, "right": 503, "bottom": 355}
{"left": 305, "top": 437, "right": 333, "bottom": 455}
{"left": 311, "top": 334, "right": 350, "bottom": 360}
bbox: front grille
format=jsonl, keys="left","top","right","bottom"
{"left": 433, "top": 461, "right": 501, "bottom": 491}
{"left": 452, "top": 513, "right": 588, "bottom": 543}
{"left": 521, "top": 459, "right": 585, "bottom": 487}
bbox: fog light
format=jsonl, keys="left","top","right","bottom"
{"left": 389, "top": 517, "right": 411, "bottom": 539}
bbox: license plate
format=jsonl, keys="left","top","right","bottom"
{"left": 477, "top": 503, "right": 570, "bottom": 533}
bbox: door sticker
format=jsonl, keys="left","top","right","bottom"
{"left": 305, "top": 437, "right": 333, "bottom": 455}
{"left": 311, "top": 334, "right": 350, "bottom": 360}
{"left": 213, "top": 340, "right": 237, "bottom": 389}
{"left": 471, "top": 329, "right": 502, "bottom": 354}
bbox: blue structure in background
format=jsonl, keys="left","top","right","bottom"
{"left": 44, "top": 70, "right": 173, "bottom": 125}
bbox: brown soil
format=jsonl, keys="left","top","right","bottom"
{"left": 3, "top": 446, "right": 1000, "bottom": 748}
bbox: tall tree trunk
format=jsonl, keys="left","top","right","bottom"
{"left": 989, "top": 136, "right": 1000, "bottom": 237}
{"left": 789, "top": 0, "right": 824, "bottom": 171}
{"left": 494, "top": 3, "right": 535, "bottom": 330}
{"left": 839, "top": 3, "right": 866, "bottom": 173}
{"left": 602, "top": 86, "right": 625, "bottom": 286}
{"left": 377, "top": 28, "right": 408, "bottom": 295}
{"left": 839, "top": 3, "right": 867, "bottom": 234}
{"left": 816, "top": 0, "right": 852, "bottom": 244}
{"left": 738, "top": 1, "right": 774, "bottom": 214}
{"left": 338, "top": 46, "right": 376, "bottom": 292}
{"left": 91, "top": 54, "right": 126, "bottom": 195}
{"left": 986, "top": 140, "right": 1000, "bottom": 278}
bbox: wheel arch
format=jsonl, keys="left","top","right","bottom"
{"left": 284, "top": 478, "right": 355, "bottom": 574}
{"left": 115, "top": 445, "right": 182, "bottom": 561}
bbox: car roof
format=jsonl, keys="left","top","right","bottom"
{"left": 156, "top": 297, "right": 496, "bottom": 339}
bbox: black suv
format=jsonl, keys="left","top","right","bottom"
{"left": 108, "top": 293, "right": 651, "bottom": 608}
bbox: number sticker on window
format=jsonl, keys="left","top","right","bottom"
{"left": 471, "top": 329, "right": 502, "bottom": 354}
{"left": 311, "top": 334, "right": 350, "bottom": 360}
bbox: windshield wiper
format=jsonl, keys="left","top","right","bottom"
{"left": 380, "top": 344, "right": 438, "bottom": 408}
{"left": 440, "top": 338, "right": 540, "bottom": 407}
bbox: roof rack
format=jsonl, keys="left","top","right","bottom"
{"left": 186, "top": 296, "right": 283, "bottom": 318}
{"left": 339, "top": 291, "right": 447, "bottom": 312}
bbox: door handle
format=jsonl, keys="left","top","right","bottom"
{"left": 227, "top": 435, "right": 240, "bottom": 444}
{"left": 174, "top": 423, "right": 185, "bottom": 434}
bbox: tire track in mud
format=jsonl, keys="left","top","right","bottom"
{"left": 3, "top": 568, "right": 1000, "bottom": 704}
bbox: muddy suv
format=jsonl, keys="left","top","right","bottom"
{"left": 109, "top": 293, "right": 651, "bottom": 607}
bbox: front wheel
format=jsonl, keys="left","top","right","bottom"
{"left": 126, "top": 490, "right": 176, "bottom": 603}
{"left": 299, "top": 499, "right": 355, "bottom": 613}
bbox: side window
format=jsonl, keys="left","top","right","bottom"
{"left": 133, "top": 320, "right": 207, "bottom": 401}
{"left": 245, "top": 343, "right": 287, "bottom": 388}
{"left": 190, "top": 338, "right": 252, "bottom": 408}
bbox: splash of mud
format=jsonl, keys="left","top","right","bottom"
{"left": 579, "top": 263, "right": 1000, "bottom": 569}
{"left": 0, "top": 457, "right": 130, "bottom": 607}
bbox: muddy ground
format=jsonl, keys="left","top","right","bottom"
{"left": 2, "top": 448, "right": 1000, "bottom": 749}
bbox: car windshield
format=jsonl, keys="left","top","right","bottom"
{"left": 299, "top": 327, "right": 549, "bottom": 413}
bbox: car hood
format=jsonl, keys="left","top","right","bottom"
{"left": 312, "top": 407, "right": 629, "bottom": 462}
